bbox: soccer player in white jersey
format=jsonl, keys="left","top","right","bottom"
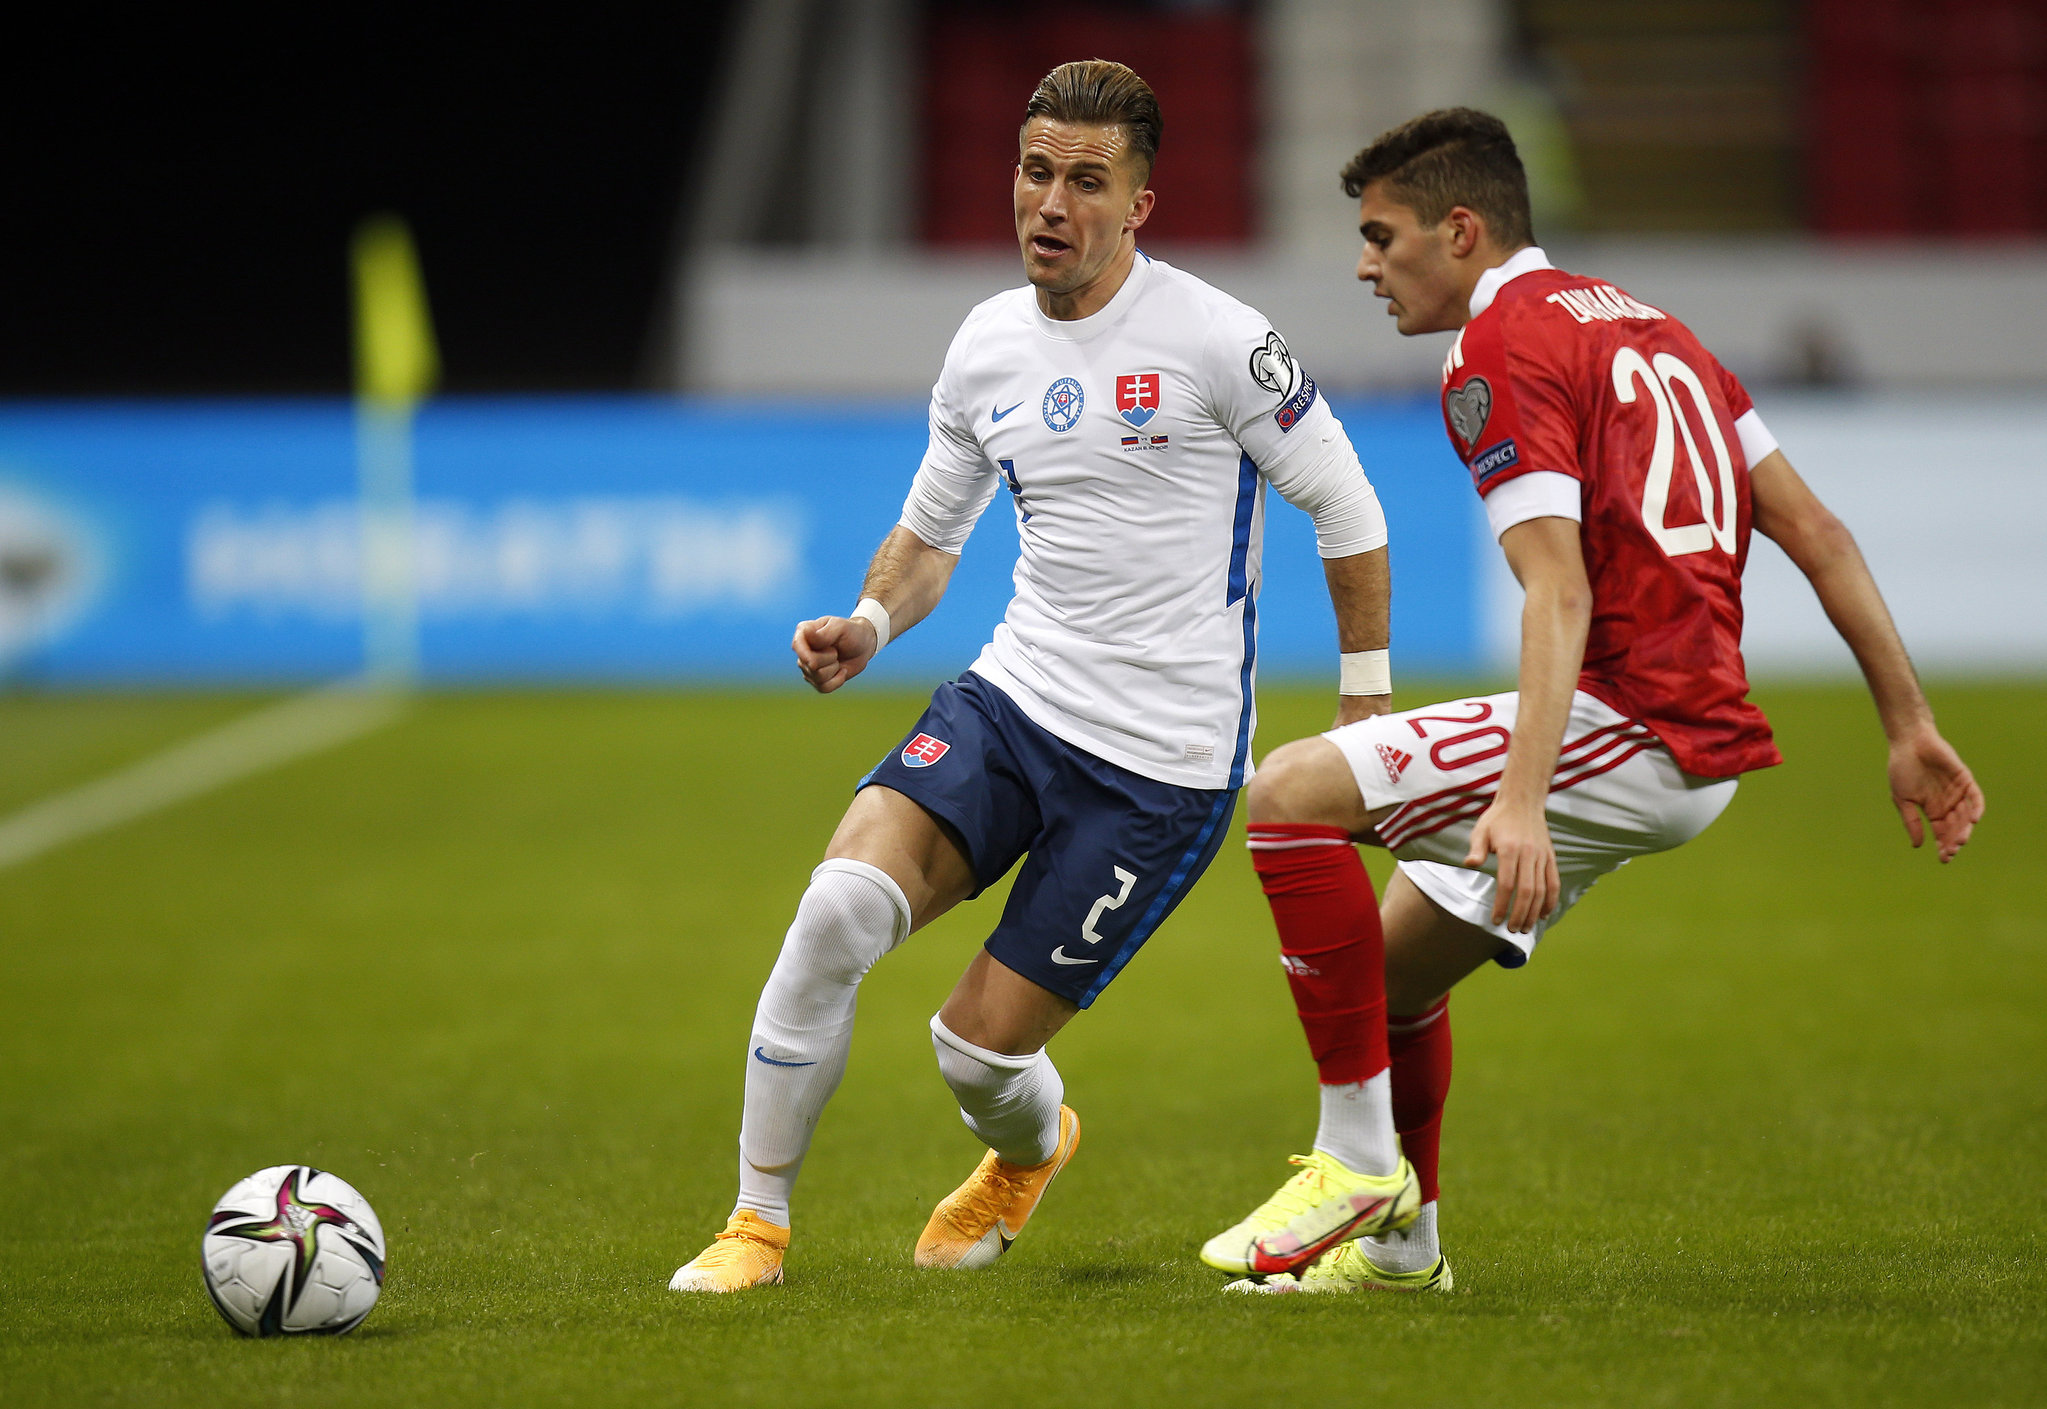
{"left": 1204, "top": 109, "right": 1984, "bottom": 1294}
{"left": 670, "top": 60, "right": 1409, "bottom": 1292}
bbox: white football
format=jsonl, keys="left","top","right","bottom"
{"left": 201, "top": 1165, "right": 387, "bottom": 1336}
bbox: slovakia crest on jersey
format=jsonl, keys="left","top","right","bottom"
{"left": 1115, "top": 373, "right": 1160, "bottom": 428}
{"left": 1042, "top": 377, "right": 1084, "bottom": 433}
{"left": 901, "top": 733, "right": 950, "bottom": 768}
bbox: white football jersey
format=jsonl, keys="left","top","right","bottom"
{"left": 899, "top": 252, "right": 1385, "bottom": 790}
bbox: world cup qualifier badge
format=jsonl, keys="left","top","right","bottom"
{"left": 1248, "top": 331, "right": 1298, "bottom": 398}
{"left": 1445, "top": 376, "right": 1492, "bottom": 449}
{"left": 1115, "top": 372, "right": 1160, "bottom": 427}
{"left": 1042, "top": 377, "right": 1085, "bottom": 433}
{"left": 901, "top": 733, "right": 951, "bottom": 768}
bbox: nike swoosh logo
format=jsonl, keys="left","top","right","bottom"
{"left": 753, "top": 1046, "right": 817, "bottom": 1068}
{"left": 1049, "top": 947, "right": 1097, "bottom": 966}
{"left": 1254, "top": 1193, "right": 1396, "bottom": 1270}
{"left": 991, "top": 401, "right": 1024, "bottom": 422}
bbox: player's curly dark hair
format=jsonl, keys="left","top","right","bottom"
{"left": 1341, "top": 108, "right": 1534, "bottom": 247}
{"left": 1022, "top": 59, "right": 1162, "bottom": 180}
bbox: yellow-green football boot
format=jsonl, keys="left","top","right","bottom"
{"left": 1201, "top": 1152, "right": 1340, "bottom": 1273}
{"left": 1200, "top": 1151, "right": 1419, "bottom": 1275}
{"left": 1222, "top": 1238, "right": 1453, "bottom": 1295}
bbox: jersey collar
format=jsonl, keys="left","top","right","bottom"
{"left": 1467, "top": 246, "right": 1552, "bottom": 321}
{"left": 1030, "top": 246, "right": 1153, "bottom": 342}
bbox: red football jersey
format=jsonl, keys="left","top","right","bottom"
{"left": 1441, "top": 264, "right": 1781, "bottom": 778}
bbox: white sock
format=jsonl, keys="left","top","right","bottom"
{"left": 732, "top": 858, "right": 910, "bottom": 1227}
{"left": 1311, "top": 1071, "right": 1398, "bottom": 1176}
{"left": 1361, "top": 1199, "right": 1440, "bottom": 1273}
{"left": 929, "top": 1013, "right": 1064, "bottom": 1166}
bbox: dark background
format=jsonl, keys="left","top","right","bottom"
{"left": 12, "top": 2, "right": 2046, "bottom": 397}
{"left": 5, "top": 11, "right": 734, "bottom": 397}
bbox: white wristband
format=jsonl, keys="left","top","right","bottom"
{"left": 1339, "top": 648, "right": 1391, "bottom": 696}
{"left": 851, "top": 597, "right": 891, "bottom": 651}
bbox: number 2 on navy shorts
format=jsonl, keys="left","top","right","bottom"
{"left": 859, "top": 672, "right": 1237, "bottom": 1007}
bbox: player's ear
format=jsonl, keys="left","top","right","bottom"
{"left": 1445, "top": 206, "right": 1482, "bottom": 258}
{"left": 1124, "top": 185, "right": 1155, "bottom": 234}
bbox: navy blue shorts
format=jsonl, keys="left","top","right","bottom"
{"left": 858, "top": 672, "right": 1238, "bottom": 1008}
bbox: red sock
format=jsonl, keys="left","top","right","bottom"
{"left": 1387, "top": 997, "right": 1452, "bottom": 1203}
{"left": 1248, "top": 823, "right": 1387, "bottom": 1087}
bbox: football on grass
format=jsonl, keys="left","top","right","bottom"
{"left": 201, "top": 1165, "right": 387, "bottom": 1336}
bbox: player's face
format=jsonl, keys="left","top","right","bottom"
{"left": 1355, "top": 183, "right": 1468, "bottom": 335}
{"left": 1014, "top": 118, "right": 1154, "bottom": 301}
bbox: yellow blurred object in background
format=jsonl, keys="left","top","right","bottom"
{"left": 351, "top": 214, "right": 434, "bottom": 684}
{"left": 351, "top": 215, "right": 439, "bottom": 410}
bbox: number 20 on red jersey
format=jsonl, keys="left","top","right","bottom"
{"left": 1610, "top": 347, "right": 1738, "bottom": 559}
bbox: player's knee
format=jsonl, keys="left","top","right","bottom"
{"left": 1246, "top": 738, "right": 1347, "bottom": 826}
{"left": 1384, "top": 969, "right": 1446, "bottom": 1017}
{"left": 778, "top": 859, "right": 911, "bottom": 987}
{"left": 929, "top": 1013, "right": 1039, "bottom": 1097}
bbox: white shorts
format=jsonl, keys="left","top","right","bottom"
{"left": 1322, "top": 690, "right": 1737, "bottom": 966}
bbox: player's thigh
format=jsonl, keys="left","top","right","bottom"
{"left": 1320, "top": 690, "right": 1522, "bottom": 852}
{"left": 1382, "top": 697, "right": 1738, "bottom": 967}
{"left": 835, "top": 675, "right": 1042, "bottom": 933}
{"left": 1381, "top": 867, "right": 1511, "bottom": 1014}
{"left": 824, "top": 784, "right": 978, "bottom": 932}
{"left": 1326, "top": 689, "right": 1691, "bottom": 864}
{"left": 984, "top": 763, "right": 1237, "bottom": 1014}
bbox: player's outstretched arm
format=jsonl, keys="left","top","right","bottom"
{"left": 792, "top": 526, "right": 959, "bottom": 695}
{"left": 1749, "top": 450, "right": 1984, "bottom": 861}
{"left": 1325, "top": 546, "right": 1392, "bottom": 727}
{"left": 1469, "top": 516, "right": 1591, "bottom": 931}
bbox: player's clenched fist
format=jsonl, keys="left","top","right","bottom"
{"left": 792, "top": 615, "right": 879, "bottom": 694}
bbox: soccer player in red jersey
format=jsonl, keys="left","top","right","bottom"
{"left": 1206, "top": 109, "right": 1986, "bottom": 1293}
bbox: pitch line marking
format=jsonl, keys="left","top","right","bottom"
{"left": 0, "top": 684, "right": 405, "bottom": 871}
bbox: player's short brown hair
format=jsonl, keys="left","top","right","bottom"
{"left": 1021, "top": 60, "right": 1162, "bottom": 181}
{"left": 1341, "top": 108, "right": 1534, "bottom": 248}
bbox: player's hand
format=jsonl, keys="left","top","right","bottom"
{"left": 1887, "top": 725, "right": 1983, "bottom": 863}
{"left": 1332, "top": 693, "right": 1393, "bottom": 728}
{"left": 1464, "top": 794, "right": 1559, "bottom": 933}
{"left": 791, "top": 615, "right": 879, "bottom": 694}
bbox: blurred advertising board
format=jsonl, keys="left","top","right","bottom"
{"left": 0, "top": 397, "right": 1479, "bottom": 686}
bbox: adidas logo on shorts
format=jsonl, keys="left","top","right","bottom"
{"left": 1376, "top": 744, "right": 1412, "bottom": 784}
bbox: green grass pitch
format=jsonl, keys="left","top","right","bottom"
{"left": 0, "top": 682, "right": 2041, "bottom": 1406}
